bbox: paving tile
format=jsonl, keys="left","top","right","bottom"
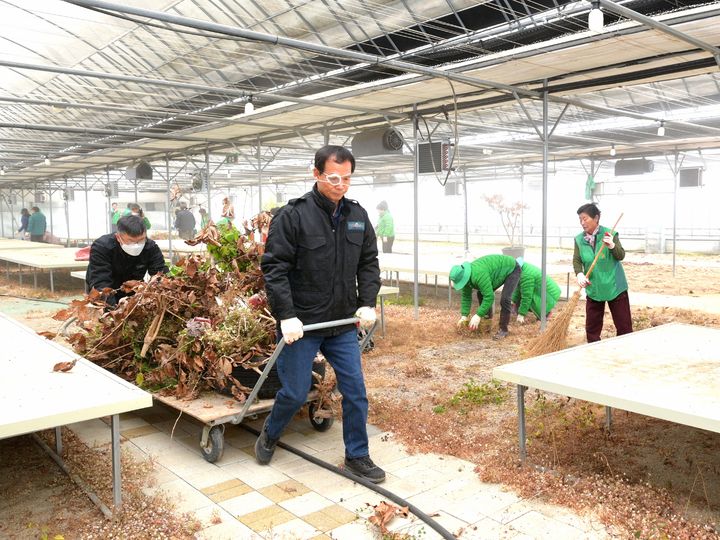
{"left": 207, "top": 483, "right": 254, "bottom": 503}
{"left": 279, "top": 491, "right": 334, "bottom": 517}
{"left": 121, "top": 424, "right": 160, "bottom": 439}
{"left": 325, "top": 519, "right": 375, "bottom": 539}
{"left": 147, "top": 478, "right": 211, "bottom": 513}
{"left": 182, "top": 468, "right": 239, "bottom": 490}
{"left": 192, "top": 503, "right": 238, "bottom": 529}
{"left": 220, "top": 490, "right": 273, "bottom": 517}
{"left": 220, "top": 460, "right": 291, "bottom": 489}
{"left": 194, "top": 519, "right": 259, "bottom": 539}
{"left": 239, "top": 504, "right": 295, "bottom": 531}
{"left": 263, "top": 517, "right": 320, "bottom": 539}
{"left": 259, "top": 479, "right": 310, "bottom": 503}
{"left": 200, "top": 478, "right": 247, "bottom": 496}
{"left": 510, "top": 510, "right": 587, "bottom": 539}
{"left": 117, "top": 416, "right": 150, "bottom": 430}
{"left": 303, "top": 504, "right": 358, "bottom": 532}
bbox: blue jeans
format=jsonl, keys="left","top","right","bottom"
{"left": 265, "top": 328, "right": 370, "bottom": 459}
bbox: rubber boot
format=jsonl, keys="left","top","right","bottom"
{"left": 494, "top": 310, "right": 511, "bottom": 340}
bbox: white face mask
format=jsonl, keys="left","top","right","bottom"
{"left": 121, "top": 242, "right": 145, "bottom": 257}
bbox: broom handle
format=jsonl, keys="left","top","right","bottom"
{"left": 584, "top": 212, "right": 624, "bottom": 281}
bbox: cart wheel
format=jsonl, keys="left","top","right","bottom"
{"left": 200, "top": 425, "right": 224, "bottom": 463}
{"left": 308, "top": 403, "right": 334, "bottom": 432}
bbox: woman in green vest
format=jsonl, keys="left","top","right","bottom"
{"left": 573, "top": 203, "right": 632, "bottom": 342}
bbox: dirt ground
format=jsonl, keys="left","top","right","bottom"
{"left": 2, "top": 255, "right": 720, "bottom": 538}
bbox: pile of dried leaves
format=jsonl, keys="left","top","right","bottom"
{"left": 53, "top": 219, "right": 283, "bottom": 402}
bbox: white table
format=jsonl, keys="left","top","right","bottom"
{"left": 0, "top": 239, "right": 63, "bottom": 250}
{"left": 493, "top": 323, "right": 720, "bottom": 461}
{"left": 0, "top": 313, "right": 152, "bottom": 516}
{"left": 152, "top": 238, "right": 207, "bottom": 255}
{"left": 377, "top": 285, "right": 399, "bottom": 336}
{"left": 0, "top": 247, "right": 89, "bottom": 291}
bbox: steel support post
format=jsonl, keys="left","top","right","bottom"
{"left": 166, "top": 156, "right": 173, "bottom": 259}
{"left": 84, "top": 174, "right": 90, "bottom": 244}
{"left": 257, "top": 138, "right": 262, "bottom": 213}
{"left": 111, "top": 414, "right": 122, "bottom": 509}
{"left": 518, "top": 385, "right": 527, "bottom": 462}
{"left": 412, "top": 107, "right": 419, "bottom": 319}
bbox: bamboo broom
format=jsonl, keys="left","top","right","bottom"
{"left": 524, "top": 213, "right": 624, "bottom": 357}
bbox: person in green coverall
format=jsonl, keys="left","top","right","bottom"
{"left": 374, "top": 201, "right": 395, "bottom": 253}
{"left": 449, "top": 254, "right": 521, "bottom": 339}
{"left": 511, "top": 262, "right": 561, "bottom": 323}
{"left": 574, "top": 202, "right": 632, "bottom": 342}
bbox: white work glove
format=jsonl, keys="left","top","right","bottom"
{"left": 355, "top": 306, "right": 376, "bottom": 329}
{"left": 469, "top": 314, "right": 482, "bottom": 330}
{"left": 516, "top": 314, "right": 525, "bottom": 324}
{"left": 577, "top": 272, "right": 591, "bottom": 288}
{"left": 457, "top": 315, "right": 468, "bottom": 328}
{"left": 602, "top": 232, "right": 615, "bottom": 250}
{"left": 280, "top": 317, "right": 304, "bottom": 344}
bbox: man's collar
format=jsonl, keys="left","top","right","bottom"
{"left": 312, "top": 183, "right": 344, "bottom": 214}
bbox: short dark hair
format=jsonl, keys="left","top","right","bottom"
{"left": 31, "top": 206, "right": 40, "bottom": 212}
{"left": 376, "top": 200, "right": 388, "bottom": 211}
{"left": 577, "top": 203, "right": 600, "bottom": 219}
{"left": 117, "top": 215, "right": 146, "bottom": 236}
{"left": 314, "top": 145, "right": 355, "bottom": 174}
{"left": 21, "top": 208, "right": 29, "bottom": 216}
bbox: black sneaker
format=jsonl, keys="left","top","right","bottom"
{"left": 254, "top": 417, "right": 278, "bottom": 465}
{"left": 344, "top": 455, "right": 386, "bottom": 484}
{"left": 493, "top": 329, "right": 509, "bottom": 340}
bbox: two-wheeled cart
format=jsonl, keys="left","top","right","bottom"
{"left": 153, "top": 318, "right": 374, "bottom": 463}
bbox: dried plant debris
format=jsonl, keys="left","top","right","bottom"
{"left": 368, "top": 500, "right": 410, "bottom": 535}
{"left": 53, "top": 216, "right": 329, "bottom": 407}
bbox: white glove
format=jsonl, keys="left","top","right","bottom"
{"left": 602, "top": 232, "right": 615, "bottom": 250}
{"left": 457, "top": 315, "right": 468, "bottom": 327}
{"left": 469, "top": 314, "right": 482, "bottom": 330}
{"left": 355, "top": 307, "right": 376, "bottom": 329}
{"left": 577, "top": 272, "right": 591, "bottom": 288}
{"left": 280, "top": 317, "right": 304, "bottom": 344}
{"left": 517, "top": 314, "right": 525, "bottom": 324}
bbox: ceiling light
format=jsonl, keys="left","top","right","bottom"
{"left": 244, "top": 97, "right": 254, "bottom": 114}
{"left": 610, "top": 144, "right": 616, "bottom": 157}
{"left": 657, "top": 121, "right": 665, "bottom": 137}
{"left": 588, "top": 1, "right": 603, "bottom": 32}
{"left": 44, "top": 156, "right": 51, "bottom": 166}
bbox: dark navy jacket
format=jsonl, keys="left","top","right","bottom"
{"left": 86, "top": 234, "right": 167, "bottom": 306}
{"left": 261, "top": 184, "right": 380, "bottom": 336}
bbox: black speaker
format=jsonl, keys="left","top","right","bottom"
{"left": 614, "top": 158, "right": 654, "bottom": 176}
{"left": 351, "top": 127, "right": 404, "bottom": 157}
{"left": 679, "top": 167, "right": 702, "bottom": 187}
{"left": 126, "top": 161, "right": 153, "bottom": 181}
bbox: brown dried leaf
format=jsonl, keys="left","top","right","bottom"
{"left": 53, "top": 359, "right": 78, "bottom": 372}
{"left": 368, "top": 501, "right": 409, "bottom": 534}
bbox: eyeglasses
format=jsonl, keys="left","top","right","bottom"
{"left": 319, "top": 172, "right": 352, "bottom": 186}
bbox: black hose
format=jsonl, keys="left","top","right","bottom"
{"left": 241, "top": 424, "right": 456, "bottom": 540}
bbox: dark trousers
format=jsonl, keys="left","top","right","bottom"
{"left": 265, "top": 328, "right": 370, "bottom": 459}
{"left": 381, "top": 236, "right": 394, "bottom": 253}
{"left": 30, "top": 235, "right": 44, "bottom": 243}
{"left": 476, "top": 263, "right": 522, "bottom": 332}
{"left": 585, "top": 290, "right": 633, "bottom": 343}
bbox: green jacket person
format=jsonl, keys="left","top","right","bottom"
{"left": 450, "top": 254, "right": 521, "bottom": 339}
{"left": 511, "top": 262, "right": 561, "bottom": 323}
{"left": 573, "top": 203, "right": 632, "bottom": 342}
{"left": 375, "top": 201, "right": 395, "bottom": 253}
{"left": 27, "top": 206, "right": 47, "bottom": 242}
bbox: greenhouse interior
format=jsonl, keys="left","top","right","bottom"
{"left": 1, "top": 1, "right": 720, "bottom": 539}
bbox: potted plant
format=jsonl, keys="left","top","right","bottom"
{"left": 482, "top": 194, "right": 527, "bottom": 259}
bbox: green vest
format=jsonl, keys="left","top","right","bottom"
{"left": 574, "top": 225, "right": 627, "bottom": 301}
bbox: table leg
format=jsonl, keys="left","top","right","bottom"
{"left": 33, "top": 268, "right": 37, "bottom": 288}
{"left": 5, "top": 261, "right": 8, "bottom": 280}
{"left": 18, "top": 263, "right": 22, "bottom": 285}
{"left": 50, "top": 269, "right": 54, "bottom": 293}
{"left": 518, "top": 385, "right": 527, "bottom": 462}
{"left": 380, "top": 296, "right": 386, "bottom": 337}
{"left": 55, "top": 426, "right": 63, "bottom": 455}
{"left": 605, "top": 406, "right": 612, "bottom": 431}
{"left": 434, "top": 275, "right": 438, "bottom": 296}
{"left": 111, "top": 414, "right": 122, "bottom": 509}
